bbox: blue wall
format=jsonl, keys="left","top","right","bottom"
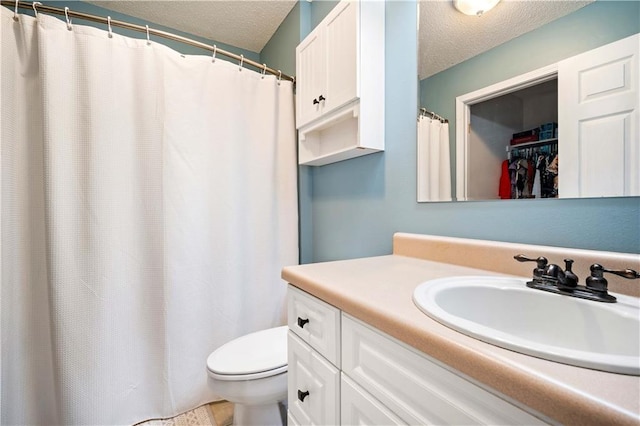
{"left": 303, "top": 0, "right": 639, "bottom": 261}
{"left": 307, "top": 0, "right": 419, "bottom": 262}
{"left": 261, "top": 2, "right": 302, "bottom": 77}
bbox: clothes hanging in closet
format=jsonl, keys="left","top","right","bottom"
{"left": 499, "top": 160, "right": 511, "bottom": 199}
{"left": 504, "top": 149, "right": 558, "bottom": 199}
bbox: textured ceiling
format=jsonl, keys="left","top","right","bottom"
{"left": 87, "top": 1, "right": 298, "bottom": 53}
{"left": 87, "top": 1, "right": 593, "bottom": 79}
{"left": 419, "top": 0, "right": 593, "bottom": 79}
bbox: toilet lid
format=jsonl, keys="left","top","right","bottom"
{"left": 207, "top": 326, "right": 288, "bottom": 381}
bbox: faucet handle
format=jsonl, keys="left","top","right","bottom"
{"left": 514, "top": 254, "right": 548, "bottom": 278}
{"left": 586, "top": 264, "right": 640, "bottom": 294}
{"left": 602, "top": 266, "right": 640, "bottom": 280}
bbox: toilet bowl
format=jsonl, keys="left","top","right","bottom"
{"left": 206, "top": 326, "right": 288, "bottom": 426}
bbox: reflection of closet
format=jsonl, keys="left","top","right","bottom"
{"left": 457, "top": 33, "right": 639, "bottom": 200}
{"left": 468, "top": 79, "right": 558, "bottom": 200}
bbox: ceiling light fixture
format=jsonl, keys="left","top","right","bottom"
{"left": 453, "top": 0, "right": 501, "bottom": 17}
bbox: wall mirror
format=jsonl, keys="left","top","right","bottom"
{"left": 417, "top": 0, "right": 639, "bottom": 202}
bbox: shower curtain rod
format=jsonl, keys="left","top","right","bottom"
{"left": 419, "top": 107, "right": 448, "bottom": 123}
{"left": 2, "top": 0, "right": 296, "bottom": 84}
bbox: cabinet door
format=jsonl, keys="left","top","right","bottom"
{"left": 296, "top": 28, "right": 325, "bottom": 129}
{"left": 341, "top": 374, "right": 406, "bottom": 425}
{"left": 288, "top": 332, "right": 340, "bottom": 426}
{"left": 287, "top": 285, "right": 341, "bottom": 366}
{"left": 323, "top": 0, "right": 358, "bottom": 114}
{"left": 342, "top": 314, "right": 547, "bottom": 425}
{"left": 558, "top": 33, "right": 639, "bottom": 197}
{"left": 287, "top": 411, "right": 301, "bottom": 426}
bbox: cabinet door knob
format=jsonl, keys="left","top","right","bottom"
{"left": 312, "top": 98, "right": 319, "bottom": 105}
{"left": 297, "top": 317, "right": 310, "bottom": 328}
{"left": 318, "top": 95, "right": 326, "bottom": 102}
{"left": 297, "top": 390, "right": 310, "bottom": 402}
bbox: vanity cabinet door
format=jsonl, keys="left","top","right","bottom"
{"left": 287, "top": 285, "right": 341, "bottom": 366}
{"left": 341, "top": 373, "right": 406, "bottom": 425}
{"left": 288, "top": 331, "right": 340, "bottom": 426}
{"left": 287, "top": 410, "right": 301, "bottom": 426}
{"left": 342, "top": 314, "right": 547, "bottom": 425}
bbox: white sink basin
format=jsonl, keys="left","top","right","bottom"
{"left": 413, "top": 276, "right": 640, "bottom": 375}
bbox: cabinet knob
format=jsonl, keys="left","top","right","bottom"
{"left": 297, "top": 390, "right": 310, "bottom": 402}
{"left": 318, "top": 95, "right": 326, "bottom": 102}
{"left": 312, "top": 98, "right": 319, "bottom": 105}
{"left": 297, "top": 317, "right": 310, "bottom": 328}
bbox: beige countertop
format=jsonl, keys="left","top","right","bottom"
{"left": 282, "top": 234, "right": 640, "bottom": 426}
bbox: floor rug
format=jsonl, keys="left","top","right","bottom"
{"left": 137, "top": 404, "right": 222, "bottom": 426}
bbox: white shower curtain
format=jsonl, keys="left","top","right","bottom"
{"left": 1, "top": 8, "right": 298, "bottom": 425}
{"left": 417, "top": 116, "right": 452, "bottom": 202}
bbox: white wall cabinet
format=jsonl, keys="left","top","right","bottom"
{"left": 296, "top": 1, "right": 357, "bottom": 128}
{"left": 295, "top": 0, "right": 385, "bottom": 166}
{"left": 287, "top": 285, "right": 547, "bottom": 425}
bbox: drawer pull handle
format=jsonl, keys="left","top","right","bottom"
{"left": 297, "top": 390, "right": 310, "bottom": 402}
{"left": 297, "top": 317, "right": 310, "bottom": 328}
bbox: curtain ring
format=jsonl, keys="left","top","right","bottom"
{"left": 32, "top": 2, "right": 41, "bottom": 17}
{"left": 13, "top": 0, "right": 18, "bottom": 21}
{"left": 261, "top": 64, "right": 267, "bottom": 79}
{"left": 145, "top": 25, "right": 151, "bottom": 45}
{"left": 238, "top": 54, "right": 244, "bottom": 71}
{"left": 64, "top": 7, "right": 72, "bottom": 30}
{"left": 211, "top": 45, "right": 217, "bottom": 63}
{"left": 107, "top": 16, "right": 113, "bottom": 38}
{"left": 277, "top": 70, "right": 282, "bottom": 86}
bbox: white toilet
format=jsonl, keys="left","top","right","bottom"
{"left": 206, "top": 326, "right": 288, "bottom": 426}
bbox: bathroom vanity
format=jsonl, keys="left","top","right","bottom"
{"left": 283, "top": 233, "right": 640, "bottom": 425}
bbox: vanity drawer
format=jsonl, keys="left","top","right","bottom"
{"left": 287, "top": 411, "right": 301, "bottom": 426}
{"left": 341, "top": 314, "right": 547, "bottom": 425}
{"left": 341, "top": 373, "right": 405, "bottom": 425}
{"left": 288, "top": 331, "right": 340, "bottom": 426}
{"left": 287, "top": 284, "right": 341, "bottom": 366}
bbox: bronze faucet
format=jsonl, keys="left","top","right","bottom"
{"left": 514, "top": 254, "right": 639, "bottom": 303}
